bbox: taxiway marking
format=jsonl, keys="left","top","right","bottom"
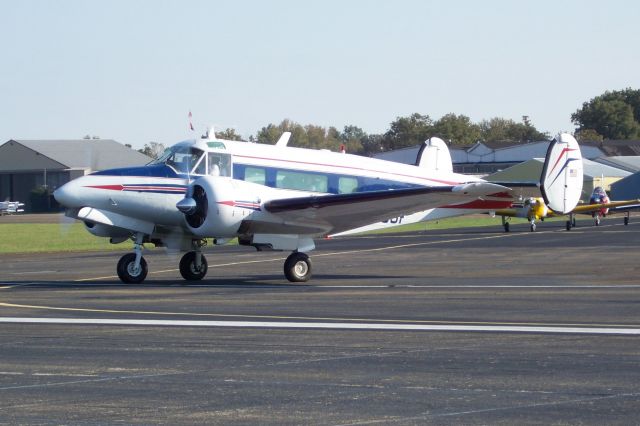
{"left": 1, "top": 302, "right": 639, "bottom": 329}
{"left": 1, "top": 317, "right": 639, "bottom": 335}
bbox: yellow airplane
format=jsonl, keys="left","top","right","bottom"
{"left": 494, "top": 187, "right": 640, "bottom": 232}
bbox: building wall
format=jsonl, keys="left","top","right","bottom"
{"left": 0, "top": 170, "right": 73, "bottom": 212}
{"left": 610, "top": 173, "right": 640, "bottom": 200}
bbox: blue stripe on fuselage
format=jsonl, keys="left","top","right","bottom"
{"left": 92, "top": 164, "right": 180, "bottom": 178}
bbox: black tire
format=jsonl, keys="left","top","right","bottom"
{"left": 530, "top": 223, "right": 536, "bottom": 232}
{"left": 117, "top": 253, "right": 148, "bottom": 284}
{"left": 503, "top": 222, "right": 510, "bottom": 233}
{"left": 566, "top": 220, "right": 572, "bottom": 231}
{"left": 284, "top": 252, "right": 312, "bottom": 282}
{"left": 179, "top": 251, "right": 208, "bottom": 281}
{"left": 624, "top": 216, "right": 629, "bottom": 226}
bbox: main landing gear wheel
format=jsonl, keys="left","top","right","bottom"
{"left": 503, "top": 222, "right": 510, "bottom": 233}
{"left": 117, "top": 253, "right": 148, "bottom": 284}
{"left": 284, "top": 252, "right": 312, "bottom": 282}
{"left": 566, "top": 220, "right": 572, "bottom": 231}
{"left": 624, "top": 215, "right": 629, "bottom": 226}
{"left": 179, "top": 251, "right": 208, "bottom": 281}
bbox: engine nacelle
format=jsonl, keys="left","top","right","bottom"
{"left": 181, "top": 176, "right": 244, "bottom": 238}
{"left": 84, "top": 221, "right": 130, "bottom": 238}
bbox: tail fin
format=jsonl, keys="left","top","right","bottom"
{"left": 540, "top": 133, "right": 583, "bottom": 214}
{"left": 415, "top": 137, "right": 453, "bottom": 173}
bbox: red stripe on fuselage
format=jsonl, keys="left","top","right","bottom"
{"left": 85, "top": 184, "right": 124, "bottom": 191}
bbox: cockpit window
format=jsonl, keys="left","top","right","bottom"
{"left": 151, "top": 146, "right": 205, "bottom": 175}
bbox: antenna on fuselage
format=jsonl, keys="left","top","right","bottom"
{"left": 203, "top": 126, "right": 216, "bottom": 140}
{"left": 275, "top": 132, "right": 291, "bottom": 147}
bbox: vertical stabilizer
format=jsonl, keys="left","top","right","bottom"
{"left": 415, "top": 137, "right": 453, "bottom": 172}
{"left": 540, "top": 133, "right": 583, "bottom": 214}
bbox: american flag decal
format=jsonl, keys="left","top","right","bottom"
{"left": 570, "top": 169, "right": 577, "bottom": 177}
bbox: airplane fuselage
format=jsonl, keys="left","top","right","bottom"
{"left": 55, "top": 137, "right": 508, "bottom": 240}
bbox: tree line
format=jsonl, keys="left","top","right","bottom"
{"left": 140, "top": 88, "right": 640, "bottom": 158}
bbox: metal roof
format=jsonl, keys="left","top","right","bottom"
{"left": 592, "top": 156, "right": 640, "bottom": 173}
{"left": 8, "top": 139, "right": 151, "bottom": 170}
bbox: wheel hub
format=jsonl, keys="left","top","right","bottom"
{"left": 294, "top": 261, "right": 308, "bottom": 277}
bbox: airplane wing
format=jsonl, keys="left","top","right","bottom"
{"left": 255, "top": 182, "right": 513, "bottom": 235}
{"left": 572, "top": 199, "right": 640, "bottom": 214}
{"left": 485, "top": 181, "right": 540, "bottom": 200}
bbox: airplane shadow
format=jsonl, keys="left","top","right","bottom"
{"left": 0, "top": 274, "right": 410, "bottom": 289}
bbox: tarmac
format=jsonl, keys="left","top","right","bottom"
{"left": 1, "top": 215, "right": 639, "bottom": 424}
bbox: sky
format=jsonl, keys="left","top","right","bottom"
{"left": 1, "top": 0, "right": 639, "bottom": 149}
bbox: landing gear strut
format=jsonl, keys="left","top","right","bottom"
{"left": 117, "top": 233, "right": 148, "bottom": 283}
{"left": 284, "top": 252, "right": 312, "bottom": 282}
{"left": 501, "top": 216, "right": 510, "bottom": 233}
{"left": 179, "top": 240, "right": 208, "bottom": 281}
{"left": 529, "top": 219, "right": 536, "bottom": 232}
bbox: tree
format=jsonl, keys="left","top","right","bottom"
{"left": 574, "top": 128, "right": 603, "bottom": 142}
{"left": 381, "top": 113, "right": 433, "bottom": 151}
{"left": 479, "top": 117, "right": 548, "bottom": 143}
{"left": 138, "top": 141, "right": 166, "bottom": 159}
{"left": 360, "top": 134, "right": 383, "bottom": 156}
{"left": 339, "top": 125, "right": 367, "bottom": 154}
{"left": 431, "top": 113, "right": 481, "bottom": 146}
{"left": 572, "top": 88, "right": 640, "bottom": 139}
{"left": 255, "top": 119, "right": 304, "bottom": 145}
{"left": 216, "top": 128, "right": 244, "bottom": 141}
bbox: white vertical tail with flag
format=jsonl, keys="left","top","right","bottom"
{"left": 540, "top": 133, "right": 583, "bottom": 214}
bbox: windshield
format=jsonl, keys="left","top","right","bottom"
{"left": 151, "top": 146, "right": 205, "bottom": 174}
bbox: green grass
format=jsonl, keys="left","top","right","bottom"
{"left": 359, "top": 214, "right": 566, "bottom": 234}
{"left": 0, "top": 223, "right": 129, "bottom": 254}
{"left": 0, "top": 215, "right": 559, "bottom": 254}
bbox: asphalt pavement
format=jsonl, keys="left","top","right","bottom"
{"left": 1, "top": 217, "right": 639, "bottom": 424}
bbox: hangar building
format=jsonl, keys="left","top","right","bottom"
{"left": 486, "top": 158, "right": 631, "bottom": 201}
{"left": 610, "top": 171, "right": 640, "bottom": 200}
{"left": 375, "top": 140, "right": 606, "bottom": 174}
{"left": 0, "top": 139, "right": 151, "bottom": 212}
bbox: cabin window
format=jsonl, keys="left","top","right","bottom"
{"left": 244, "top": 167, "right": 266, "bottom": 185}
{"left": 276, "top": 170, "right": 328, "bottom": 193}
{"left": 208, "top": 153, "right": 231, "bottom": 177}
{"left": 338, "top": 176, "right": 358, "bottom": 194}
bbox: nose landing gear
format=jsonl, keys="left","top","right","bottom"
{"left": 179, "top": 240, "right": 208, "bottom": 281}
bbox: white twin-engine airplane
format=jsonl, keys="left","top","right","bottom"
{"left": 53, "top": 131, "right": 583, "bottom": 284}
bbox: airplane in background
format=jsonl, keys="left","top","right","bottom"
{"left": 53, "top": 130, "right": 583, "bottom": 284}
{"left": 493, "top": 186, "right": 640, "bottom": 232}
{"left": 585, "top": 186, "right": 640, "bottom": 227}
{"left": 0, "top": 200, "right": 25, "bottom": 215}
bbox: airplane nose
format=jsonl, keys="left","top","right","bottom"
{"left": 53, "top": 179, "right": 79, "bottom": 208}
